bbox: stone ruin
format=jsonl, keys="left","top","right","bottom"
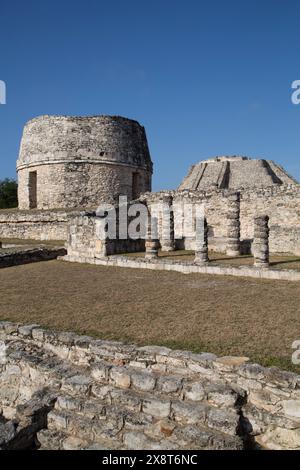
{"left": 178, "top": 155, "right": 298, "bottom": 191}
{"left": 2, "top": 322, "right": 300, "bottom": 451}
{"left": 17, "top": 115, "right": 152, "bottom": 210}
{"left": 0, "top": 115, "right": 300, "bottom": 450}
{"left": 0, "top": 114, "right": 298, "bottom": 258}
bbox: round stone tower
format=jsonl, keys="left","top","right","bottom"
{"left": 17, "top": 115, "right": 153, "bottom": 210}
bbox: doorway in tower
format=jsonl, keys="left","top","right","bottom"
{"left": 28, "top": 171, "right": 37, "bottom": 209}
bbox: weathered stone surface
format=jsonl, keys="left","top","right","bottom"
{"left": 131, "top": 370, "right": 156, "bottom": 392}
{"left": 256, "top": 426, "right": 300, "bottom": 450}
{"left": 62, "top": 436, "right": 89, "bottom": 450}
{"left": 206, "top": 408, "right": 240, "bottom": 436}
{"left": 17, "top": 115, "right": 152, "bottom": 210}
{"left": 1, "top": 323, "right": 300, "bottom": 451}
{"left": 110, "top": 368, "right": 131, "bottom": 389}
{"left": 206, "top": 383, "right": 242, "bottom": 408}
{"left": 156, "top": 376, "right": 182, "bottom": 394}
{"left": 183, "top": 381, "right": 205, "bottom": 401}
{"left": 172, "top": 401, "right": 206, "bottom": 425}
{"left": 282, "top": 400, "right": 300, "bottom": 419}
{"left": 62, "top": 375, "right": 91, "bottom": 395}
{"left": 142, "top": 398, "right": 171, "bottom": 418}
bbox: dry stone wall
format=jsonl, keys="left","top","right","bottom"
{"left": 0, "top": 247, "right": 66, "bottom": 268}
{"left": 67, "top": 212, "right": 145, "bottom": 259}
{"left": 142, "top": 185, "right": 300, "bottom": 255}
{"left": 1, "top": 323, "right": 300, "bottom": 450}
{"left": 240, "top": 185, "right": 300, "bottom": 255}
{"left": 0, "top": 210, "right": 83, "bottom": 241}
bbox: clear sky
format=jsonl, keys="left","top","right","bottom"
{"left": 0, "top": 0, "right": 300, "bottom": 190}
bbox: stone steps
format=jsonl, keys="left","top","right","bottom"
{"left": 45, "top": 363, "right": 244, "bottom": 450}
{"left": 2, "top": 333, "right": 246, "bottom": 450}
{"left": 46, "top": 405, "right": 243, "bottom": 450}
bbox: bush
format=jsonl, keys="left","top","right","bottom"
{"left": 0, "top": 178, "right": 18, "bottom": 209}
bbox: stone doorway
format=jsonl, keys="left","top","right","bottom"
{"left": 28, "top": 171, "right": 37, "bottom": 209}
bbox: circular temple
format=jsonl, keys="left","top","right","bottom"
{"left": 17, "top": 115, "right": 153, "bottom": 209}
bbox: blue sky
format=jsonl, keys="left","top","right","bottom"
{"left": 0, "top": 0, "right": 300, "bottom": 190}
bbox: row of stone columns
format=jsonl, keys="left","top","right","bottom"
{"left": 144, "top": 192, "right": 270, "bottom": 268}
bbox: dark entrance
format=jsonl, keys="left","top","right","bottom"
{"left": 29, "top": 171, "right": 37, "bottom": 209}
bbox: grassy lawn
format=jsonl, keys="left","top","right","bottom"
{"left": 124, "top": 250, "right": 300, "bottom": 271}
{"left": 0, "top": 260, "right": 299, "bottom": 373}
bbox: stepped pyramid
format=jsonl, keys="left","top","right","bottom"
{"left": 178, "top": 156, "right": 298, "bottom": 191}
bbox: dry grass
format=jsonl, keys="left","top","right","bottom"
{"left": 124, "top": 250, "right": 300, "bottom": 271}
{"left": 0, "top": 260, "right": 300, "bottom": 372}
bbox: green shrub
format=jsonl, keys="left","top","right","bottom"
{"left": 0, "top": 178, "right": 18, "bottom": 209}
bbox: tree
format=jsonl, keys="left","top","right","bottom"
{"left": 0, "top": 178, "right": 18, "bottom": 209}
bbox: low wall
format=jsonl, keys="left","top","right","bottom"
{"left": 61, "top": 254, "right": 300, "bottom": 282}
{"left": 0, "top": 247, "right": 67, "bottom": 269}
{"left": 67, "top": 214, "right": 145, "bottom": 259}
{"left": 0, "top": 210, "right": 83, "bottom": 241}
{"left": 1, "top": 323, "right": 300, "bottom": 450}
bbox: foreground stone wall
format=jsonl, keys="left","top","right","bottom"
{"left": 0, "top": 210, "right": 83, "bottom": 241}
{"left": 1, "top": 323, "right": 300, "bottom": 450}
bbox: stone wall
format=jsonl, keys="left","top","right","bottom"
{"left": 67, "top": 213, "right": 145, "bottom": 259}
{"left": 0, "top": 210, "right": 82, "bottom": 241}
{"left": 240, "top": 185, "right": 300, "bottom": 255}
{"left": 62, "top": 254, "right": 300, "bottom": 282}
{"left": 0, "top": 247, "right": 66, "bottom": 269}
{"left": 1, "top": 322, "right": 300, "bottom": 450}
{"left": 142, "top": 185, "right": 300, "bottom": 255}
{"left": 142, "top": 190, "right": 233, "bottom": 252}
{"left": 18, "top": 162, "right": 151, "bottom": 210}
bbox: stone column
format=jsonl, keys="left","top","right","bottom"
{"left": 194, "top": 216, "right": 209, "bottom": 265}
{"left": 160, "top": 196, "right": 175, "bottom": 252}
{"left": 253, "top": 215, "right": 270, "bottom": 268}
{"left": 145, "top": 215, "right": 159, "bottom": 259}
{"left": 226, "top": 192, "right": 241, "bottom": 257}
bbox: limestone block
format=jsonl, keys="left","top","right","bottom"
{"left": 109, "top": 367, "right": 131, "bottom": 389}
{"left": 183, "top": 382, "right": 205, "bottom": 401}
{"left": 206, "top": 407, "right": 239, "bottom": 436}
{"left": 130, "top": 370, "right": 156, "bottom": 392}
{"left": 172, "top": 401, "right": 206, "bottom": 425}
{"left": 142, "top": 397, "right": 171, "bottom": 418}
{"left": 256, "top": 426, "right": 300, "bottom": 450}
